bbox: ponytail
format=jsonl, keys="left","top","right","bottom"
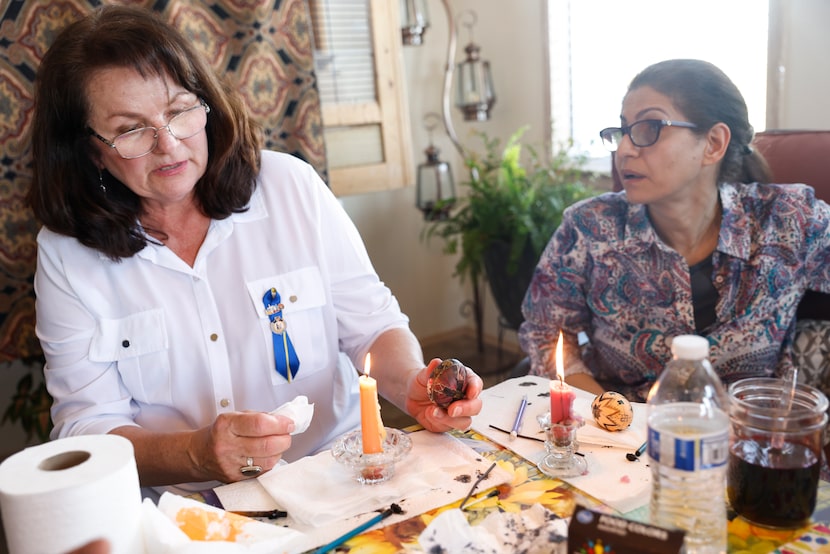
{"left": 734, "top": 146, "right": 773, "bottom": 185}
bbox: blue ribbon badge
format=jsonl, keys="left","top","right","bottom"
{"left": 262, "top": 288, "right": 300, "bottom": 382}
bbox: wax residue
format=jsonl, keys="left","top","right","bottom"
{"left": 175, "top": 507, "right": 250, "bottom": 541}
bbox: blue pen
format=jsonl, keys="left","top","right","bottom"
{"left": 626, "top": 441, "right": 647, "bottom": 461}
{"left": 509, "top": 394, "right": 528, "bottom": 441}
{"left": 314, "top": 503, "right": 403, "bottom": 553}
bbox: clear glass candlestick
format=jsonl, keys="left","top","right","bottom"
{"left": 331, "top": 428, "right": 412, "bottom": 484}
{"left": 536, "top": 411, "right": 587, "bottom": 478}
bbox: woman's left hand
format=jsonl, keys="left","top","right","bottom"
{"left": 406, "top": 358, "right": 483, "bottom": 432}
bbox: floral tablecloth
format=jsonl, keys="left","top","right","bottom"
{"left": 191, "top": 427, "right": 830, "bottom": 553}
{"left": 326, "top": 428, "right": 830, "bottom": 554}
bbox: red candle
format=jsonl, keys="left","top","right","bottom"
{"left": 550, "top": 332, "right": 575, "bottom": 423}
{"left": 550, "top": 377, "right": 576, "bottom": 424}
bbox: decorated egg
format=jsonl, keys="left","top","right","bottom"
{"left": 591, "top": 391, "right": 633, "bottom": 432}
{"left": 427, "top": 358, "right": 468, "bottom": 409}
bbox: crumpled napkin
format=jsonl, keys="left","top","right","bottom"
{"left": 270, "top": 395, "right": 314, "bottom": 435}
{"left": 418, "top": 504, "right": 568, "bottom": 554}
{"left": 141, "top": 493, "right": 307, "bottom": 553}
{"left": 257, "top": 431, "right": 510, "bottom": 528}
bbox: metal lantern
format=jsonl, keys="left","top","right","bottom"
{"left": 401, "top": 0, "right": 429, "bottom": 46}
{"left": 455, "top": 41, "right": 496, "bottom": 121}
{"left": 416, "top": 144, "right": 455, "bottom": 220}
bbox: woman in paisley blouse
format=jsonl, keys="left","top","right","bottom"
{"left": 519, "top": 59, "right": 830, "bottom": 402}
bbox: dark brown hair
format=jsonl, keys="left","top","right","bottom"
{"left": 27, "top": 5, "right": 262, "bottom": 259}
{"left": 627, "top": 59, "right": 772, "bottom": 185}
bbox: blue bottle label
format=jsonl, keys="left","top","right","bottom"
{"left": 648, "top": 427, "right": 729, "bottom": 471}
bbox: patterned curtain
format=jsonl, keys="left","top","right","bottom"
{"left": 0, "top": 0, "right": 327, "bottom": 363}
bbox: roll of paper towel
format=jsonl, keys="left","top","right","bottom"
{"left": 0, "top": 434, "right": 144, "bottom": 554}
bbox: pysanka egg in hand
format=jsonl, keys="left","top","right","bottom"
{"left": 427, "top": 358, "right": 468, "bottom": 409}
{"left": 591, "top": 391, "right": 633, "bottom": 432}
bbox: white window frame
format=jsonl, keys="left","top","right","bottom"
{"left": 311, "top": 0, "right": 415, "bottom": 196}
{"left": 546, "top": 0, "right": 773, "bottom": 173}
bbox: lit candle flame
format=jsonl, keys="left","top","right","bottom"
{"left": 364, "top": 352, "right": 372, "bottom": 377}
{"left": 555, "top": 331, "right": 564, "bottom": 384}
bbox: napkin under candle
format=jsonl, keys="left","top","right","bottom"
{"left": 256, "top": 430, "right": 511, "bottom": 528}
{"left": 471, "top": 376, "right": 651, "bottom": 514}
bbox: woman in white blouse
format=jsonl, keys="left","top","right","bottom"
{"left": 28, "top": 5, "right": 482, "bottom": 495}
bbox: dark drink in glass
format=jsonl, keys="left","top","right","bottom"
{"left": 727, "top": 438, "right": 820, "bottom": 528}
{"left": 727, "top": 378, "right": 828, "bottom": 530}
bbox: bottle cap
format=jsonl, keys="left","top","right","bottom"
{"left": 670, "top": 335, "right": 709, "bottom": 360}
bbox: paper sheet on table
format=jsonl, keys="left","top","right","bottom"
{"left": 215, "top": 430, "right": 511, "bottom": 553}
{"left": 471, "top": 376, "right": 651, "bottom": 514}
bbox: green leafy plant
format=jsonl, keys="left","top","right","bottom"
{"left": 424, "top": 127, "right": 597, "bottom": 286}
{"left": 423, "top": 127, "right": 598, "bottom": 341}
{"left": 3, "top": 361, "right": 52, "bottom": 443}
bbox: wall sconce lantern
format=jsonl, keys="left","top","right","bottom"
{"left": 408, "top": 2, "right": 494, "bottom": 219}
{"left": 416, "top": 114, "right": 456, "bottom": 221}
{"left": 401, "top": 0, "right": 429, "bottom": 46}
{"left": 454, "top": 13, "right": 496, "bottom": 121}
{"left": 402, "top": 2, "right": 496, "bottom": 154}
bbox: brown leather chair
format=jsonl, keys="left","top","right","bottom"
{"left": 753, "top": 130, "right": 830, "bottom": 202}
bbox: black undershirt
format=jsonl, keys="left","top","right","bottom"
{"left": 690, "top": 254, "right": 718, "bottom": 332}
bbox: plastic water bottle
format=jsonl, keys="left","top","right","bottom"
{"left": 647, "top": 335, "right": 730, "bottom": 554}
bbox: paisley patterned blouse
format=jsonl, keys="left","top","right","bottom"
{"left": 518, "top": 182, "right": 830, "bottom": 402}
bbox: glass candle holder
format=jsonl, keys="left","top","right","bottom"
{"left": 331, "top": 428, "right": 412, "bottom": 485}
{"left": 536, "top": 412, "right": 587, "bottom": 478}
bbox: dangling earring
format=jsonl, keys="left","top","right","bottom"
{"left": 99, "top": 170, "right": 106, "bottom": 193}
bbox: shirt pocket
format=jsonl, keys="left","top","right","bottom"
{"left": 89, "top": 309, "right": 172, "bottom": 404}
{"left": 246, "top": 268, "right": 331, "bottom": 383}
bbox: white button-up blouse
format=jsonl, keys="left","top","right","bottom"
{"left": 35, "top": 151, "right": 409, "bottom": 490}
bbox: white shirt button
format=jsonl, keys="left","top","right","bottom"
{"left": 220, "top": 398, "right": 230, "bottom": 408}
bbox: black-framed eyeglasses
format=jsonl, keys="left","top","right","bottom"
{"left": 89, "top": 100, "right": 210, "bottom": 159}
{"left": 599, "top": 119, "right": 698, "bottom": 152}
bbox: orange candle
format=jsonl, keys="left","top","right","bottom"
{"left": 359, "top": 353, "right": 386, "bottom": 454}
{"left": 550, "top": 331, "right": 575, "bottom": 424}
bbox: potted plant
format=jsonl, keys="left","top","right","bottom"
{"left": 423, "top": 127, "right": 598, "bottom": 350}
{"left": 3, "top": 357, "right": 52, "bottom": 444}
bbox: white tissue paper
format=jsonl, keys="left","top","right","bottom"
{"left": 418, "top": 503, "right": 568, "bottom": 554}
{"left": 140, "top": 492, "right": 307, "bottom": 554}
{"left": 269, "top": 395, "right": 314, "bottom": 435}
{"left": 0, "top": 434, "right": 144, "bottom": 554}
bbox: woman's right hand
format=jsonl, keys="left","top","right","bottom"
{"left": 189, "top": 411, "right": 295, "bottom": 483}
{"left": 112, "top": 410, "right": 295, "bottom": 486}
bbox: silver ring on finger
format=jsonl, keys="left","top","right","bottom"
{"left": 240, "top": 456, "right": 263, "bottom": 477}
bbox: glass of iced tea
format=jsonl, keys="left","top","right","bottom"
{"left": 727, "top": 377, "right": 828, "bottom": 529}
